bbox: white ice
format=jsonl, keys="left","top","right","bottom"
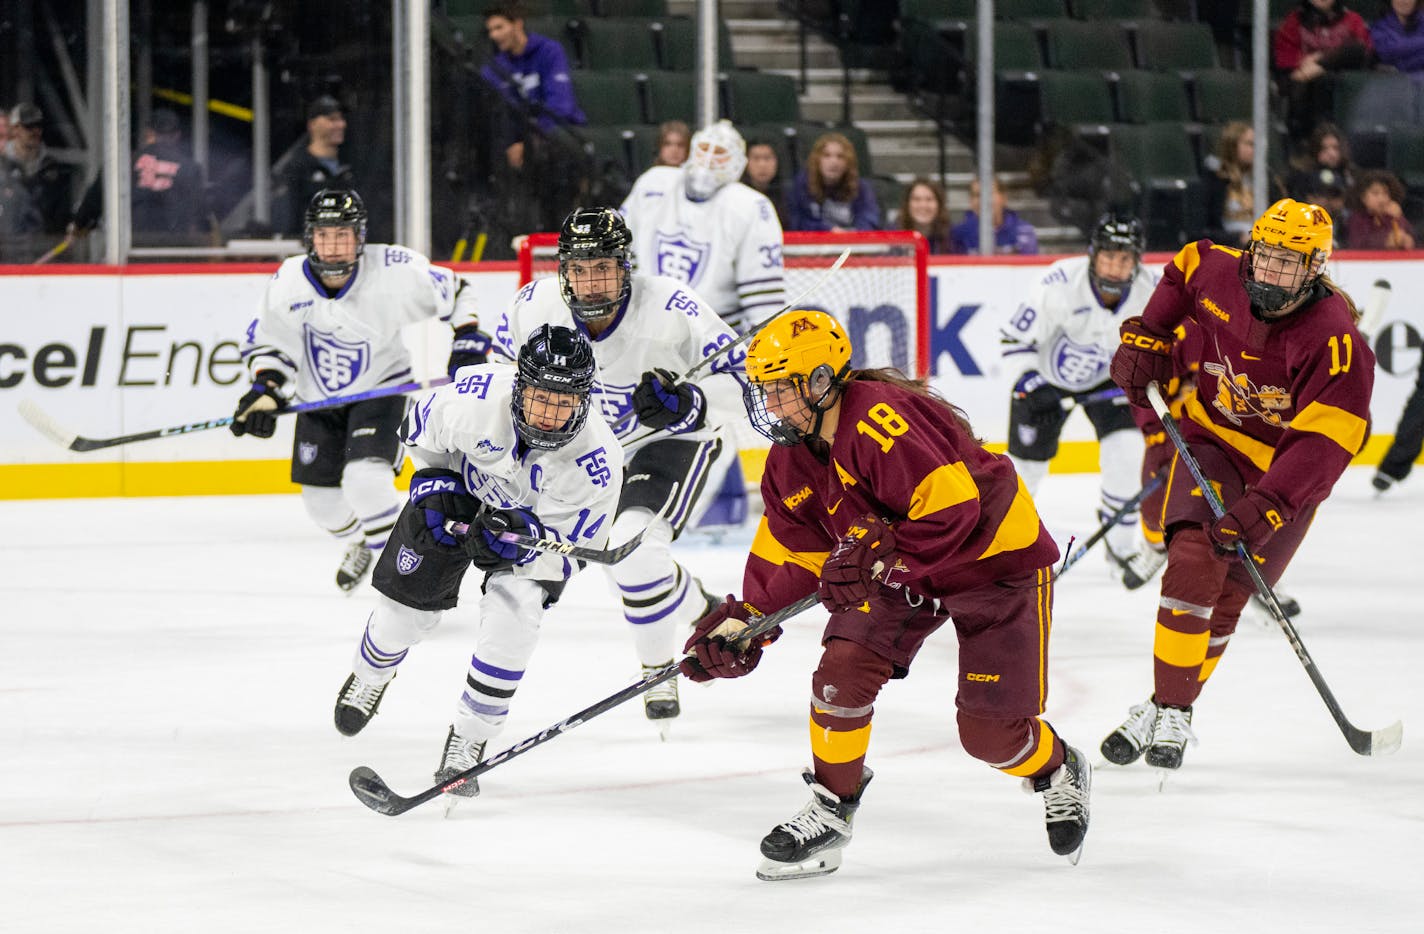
{"left": 2, "top": 470, "right": 1420, "bottom": 933}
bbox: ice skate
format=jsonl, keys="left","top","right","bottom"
{"left": 1145, "top": 704, "right": 1196, "bottom": 772}
{"left": 642, "top": 662, "right": 680, "bottom": 741}
{"left": 1251, "top": 589, "right": 1301, "bottom": 619}
{"left": 434, "top": 725, "right": 485, "bottom": 814}
{"left": 1372, "top": 471, "right": 1396, "bottom": 495}
{"left": 333, "top": 671, "right": 393, "bottom": 736}
{"left": 1105, "top": 539, "right": 1165, "bottom": 591}
{"left": 1100, "top": 698, "right": 1159, "bottom": 765}
{"left": 336, "top": 541, "right": 374, "bottom": 593}
{"left": 756, "top": 768, "right": 872, "bottom": 881}
{"left": 1024, "top": 744, "right": 1092, "bottom": 865}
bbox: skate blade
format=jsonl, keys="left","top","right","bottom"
{"left": 657, "top": 720, "right": 673, "bottom": 742}
{"left": 1065, "top": 840, "right": 1086, "bottom": 867}
{"left": 756, "top": 850, "right": 843, "bottom": 881}
{"left": 1153, "top": 766, "right": 1177, "bottom": 792}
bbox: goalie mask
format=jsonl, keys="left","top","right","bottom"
{"left": 512, "top": 324, "right": 596, "bottom": 450}
{"left": 557, "top": 207, "right": 633, "bottom": 321}
{"left": 1087, "top": 213, "right": 1145, "bottom": 306}
{"left": 303, "top": 188, "right": 367, "bottom": 279}
{"left": 1241, "top": 198, "right": 1332, "bottom": 320}
{"left": 684, "top": 120, "right": 748, "bottom": 203}
{"left": 742, "top": 309, "right": 852, "bottom": 446}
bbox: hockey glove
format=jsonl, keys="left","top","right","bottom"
{"left": 632, "top": 368, "right": 707, "bottom": 433}
{"left": 462, "top": 506, "right": 544, "bottom": 572}
{"left": 408, "top": 468, "right": 482, "bottom": 549}
{"left": 1111, "top": 316, "right": 1174, "bottom": 409}
{"left": 1012, "top": 370, "right": 1063, "bottom": 425}
{"left": 229, "top": 371, "right": 287, "bottom": 438}
{"left": 680, "top": 595, "right": 780, "bottom": 683}
{"left": 1209, "top": 488, "right": 1289, "bottom": 560}
{"left": 447, "top": 324, "right": 492, "bottom": 377}
{"left": 818, "top": 516, "right": 897, "bottom": 614}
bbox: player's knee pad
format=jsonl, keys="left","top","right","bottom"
{"left": 1162, "top": 526, "right": 1232, "bottom": 606}
{"left": 1008, "top": 455, "right": 1049, "bottom": 498}
{"left": 811, "top": 639, "right": 895, "bottom": 714}
{"left": 301, "top": 483, "right": 357, "bottom": 536}
{"left": 341, "top": 457, "right": 400, "bottom": 521}
{"left": 362, "top": 594, "right": 442, "bottom": 652}
{"left": 474, "top": 573, "right": 548, "bottom": 669}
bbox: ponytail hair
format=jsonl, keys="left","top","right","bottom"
{"left": 847, "top": 368, "right": 983, "bottom": 443}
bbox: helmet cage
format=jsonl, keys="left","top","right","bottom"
{"left": 743, "top": 363, "right": 846, "bottom": 447}
{"left": 303, "top": 189, "right": 367, "bottom": 279}
{"left": 511, "top": 325, "right": 596, "bottom": 450}
{"left": 1241, "top": 240, "right": 1327, "bottom": 317}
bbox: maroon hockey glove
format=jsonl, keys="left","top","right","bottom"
{"left": 1209, "top": 488, "right": 1289, "bottom": 559}
{"left": 818, "top": 516, "right": 897, "bottom": 614}
{"left": 679, "top": 595, "right": 780, "bottom": 683}
{"left": 1111, "top": 316, "right": 1174, "bottom": 408}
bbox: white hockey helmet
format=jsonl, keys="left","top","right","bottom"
{"left": 684, "top": 119, "right": 747, "bottom": 202}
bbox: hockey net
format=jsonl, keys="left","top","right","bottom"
{"left": 517, "top": 230, "right": 930, "bottom": 376}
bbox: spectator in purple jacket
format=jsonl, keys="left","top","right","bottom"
{"left": 1372, "top": 0, "right": 1424, "bottom": 74}
{"left": 950, "top": 175, "right": 1039, "bottom": 255}
{"left": 480, "top": 4, "right": 585, "bottom": 173}
{"left": 785, "top": 131, "right": 880, "bottom": 232}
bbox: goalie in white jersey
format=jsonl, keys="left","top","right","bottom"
{"left": 620, "top": 119, "right": 785, "bottom": 335}
{"left": 333, "top": 325, "right": 622, "bottom": 802}
{"left": 1000, "top": 213, "right": 1161, "bottom": 586}
{"left": 232, "top": 188, "right": 490, "bottom": 592}
{"left": 493, "top": 207, "right": 745, "bottom": 732}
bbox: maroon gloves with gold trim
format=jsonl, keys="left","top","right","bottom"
{"left": 1209, "top": 488, "right": 1288, "bottom": 559}
{"left": 680, "top": 596, "right": 780, "bottom": 682}
{"left": 1111, "top": 316, "right": 1174, "bottom": 408}
{"left": 818, "top": 516, "right": 897, "bottom": 613}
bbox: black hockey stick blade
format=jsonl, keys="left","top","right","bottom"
{"left": 348, "top": 593, "right": 821, "bottom": 816}
{"left": 1145, "top": 382, "right": 1403, "bottom": 757}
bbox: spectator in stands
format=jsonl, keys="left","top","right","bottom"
{"left": 479, "top": 3, "right": 586, "bottom": 233}
{"left": 740, "top": 136, "right": 788, "bottom": 227}
{"left": 1285, "top": 122, "right": 1355, "bottom": 242}
{"left": 1372, "top": 0, "right": 1424, "bottom": 74}
{"left": 0, "top": 107, "right": 9, "bottom": 151}
{"left": 0, "top": 103, "right": 77, "bottom": 241}
{"left": 1273, "top": 0, "right": 1375, "bottom": 143}
{"left": 896, "top": 177, "right": 952, "bottom": 254}
{"left": 67, "top": 109, "right": 216, "bottom": 247}
{"left": 274, "top": 95, "right": 352, "bottom": 237}
{"left": 1346, "top": 169, "right": 1417, "bottom": 249}
{"left": 655, "top": 120, "right": 691, "bottom": 167}
{"left": 950, "top": 175, "right": 1038, "bottom": 255}
{"left": 1202, "top": 121, "right": 1282, "bottom": 247}
{"left": 785, "top": 131, "right": 880, "bottom": 232}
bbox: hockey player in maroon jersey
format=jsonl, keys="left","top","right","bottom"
{"left": 678, "top": 310, "right": 1092, "bottom": 879}
{"left": 1103, "top": 199, "right": 1374, "bottom": 771}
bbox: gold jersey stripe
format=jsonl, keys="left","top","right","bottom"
{"left": 1174, "top": 241, "right": 1204, "bottom": 281}
{"left": 809, "top": 719, "right": 873, "bottom": 764}
{"left": 907, "top": 460, "right": 979, "bottom": 520}
{"left": 1002, "top": 722, "right": 1059, "bottom": 777}
{"left": 750, "top": 516, "right": 829, "bottom": 576}
{"left": 1154, "top": 622, "right": 1211, "bottom": 668}
{"left": 976, "top": 474, "right": 1043, "bottom": 561}
{"left": 1185, "top": 392, "right": 1276, "bottom": 472}
{"left": 1291, "top": 399, "right": 1369, "bottom": 456}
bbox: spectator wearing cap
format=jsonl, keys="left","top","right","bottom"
{"left": 1, "top": 103, "right": 77, "bottom": 241}
{"left": 274, "top": 95, "right": 353, "bottom": 236}
{"left": 68, "top": 108, "right": 216, "bottom": 247}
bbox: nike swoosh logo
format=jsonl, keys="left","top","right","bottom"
{"left": 828, "top": 498, "right": 843, "bottom": 515}
{"left": 1242, "top": 352, "right": 1262, "bottom": 361}
{"left": 1170, "top": 608, "right": 1191, "bottom": 616}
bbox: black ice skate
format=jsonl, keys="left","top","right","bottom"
{"left": 1250, "top": 589, "right": 1301, "bottom": 619}
{"left": 334, "top": 672, "right": 393, "bottom": 736}
{"left": 435, "top": 725, "right": 486, "bottom": 812}
{"left": 1145, "top": 704, "right": 1196, "bottom": 771}
{"left": 756, "top": 767, "right": 873, "bottom": 881}
{"left": 1100, "top": 698, "right": 1159, "bottom": 765}
{"left": 336, "top": 541, "right": 374, "bottom": 593}
{"left": 1105, "top": 540, "right": 1166, "bottom": 591}
{"left": 1026, "top": 744, "right": 1092, "bottom": 864}
{"left": 1372, "top": 471, "right": 1396, "bottom": 495}
{"left": 642, "top": 662, "right": 681, "bottom": 720}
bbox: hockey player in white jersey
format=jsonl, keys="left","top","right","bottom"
{"left": 1000, "top": 213, "right": 1161, "bottom": 587}
{"left": 620, "top": 119, "right": 785, "bottom": 335}
{"left": 333, "top": 325, "right": 621, "bottom": 802}
{"left": 232, "top": 188, "right": 490, "bottom": 592}
{"left": 492, "top": 207, "right": 744, "bottom": 732}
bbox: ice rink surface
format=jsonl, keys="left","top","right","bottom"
{"left": 2, "top": 469, "right": 1420, "bottom": 933}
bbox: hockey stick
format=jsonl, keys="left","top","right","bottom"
{"left": 1054, "top": 470, "right": 1165, "bottom": 578}
{"left": 607, "top": 247, "right": 854, "bottom": 433}
{"left": 17, "top": 377, "right": 452, "bottom": 452}
{"left": 443, "top": 519, "right": 644, "bottom": 565}
{"left": 1145, "top": 381, "right": 1403, "bottom": 757}
{"left": 1059, "top": 385, "right": 1126, "bottom": 410}
{"left": 348, "top": 592, "right": 822, "bottom": 816}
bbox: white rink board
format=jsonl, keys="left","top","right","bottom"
{"left": 2, "top": 257, "right": 1421, "bottom": 469}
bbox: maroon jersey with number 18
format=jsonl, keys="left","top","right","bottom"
{"left": 1141, "top": 240, "right": 1374, "bottom": 516}
{"left": 744, "top": 378, "right": 1060, "bottom": 614}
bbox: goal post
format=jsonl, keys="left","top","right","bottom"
{"left": 517, "top": 230, "right": 930, "bottom": 376}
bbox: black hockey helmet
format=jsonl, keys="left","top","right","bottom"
{"left": 1087, "top": 213, "right": 1145, "bottom": 306}
{"left": 512, "top": 324, "right": 597, "bottom": 450}
{"left": 304, "top": 188, "right": 367, "bottom": 279}
{"left": 557, "top": 206, "right": 632, "bottom": 321}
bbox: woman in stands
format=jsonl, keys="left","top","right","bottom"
{"left": 896, "top": 177, "right": 952, "bottom": 254}
{"left": 785, "top": 131, "right": 880, "bottom": 233}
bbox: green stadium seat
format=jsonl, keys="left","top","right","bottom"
{"left": 1114, "top": 69, "right": 1192, "bottom": 124}
{"left": 1044, "top": 20, "right": 1134, "bottom": 71}
{"left": 571, "top": 71, "right": 647, "bottom": 125}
